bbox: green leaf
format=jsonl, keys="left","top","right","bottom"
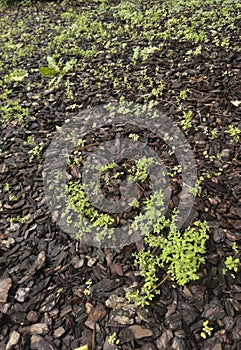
{"left": 38, "top": 67, "right": 58, "bottom": 78}
{"left": 47, "top": 56, "right": 59, "bottom": 71}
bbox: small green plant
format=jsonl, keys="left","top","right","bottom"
{"left": 180, "top": 88, "right": 189, "bottom": 100}
{"left": 65, "top": 79, "right": 74, "bottom": 99}
{"left": 24, "top": 136, "right": 45, "bottom": 162}
{"left": 4, "top": 182, "right": 10, "bottom": 192}
{"left": 210, "top": 128, "right": 219, "bottom": 139}
{"left": 168, "top": 165, "right": 182, "bottom": 178}
{"left": 180, "top": 110, "right": 192, "bottom": 131}
{"left": 131, "top": 46, "right": 140, "bottom": 65}
{"left": 55, "top": 171, "right": 63, "bottom": 180}
{"left": 129, "top": 133, "right": 139, "bottom": 141}
{"left": 64, "top": 181, "right": 115, "bottom": 240}
{"left": 24, "top": 136, "right": 35, "bottom": 146}
{"left": 4, "top": 68, "right": 28, "bottom": 84}
{"left": 188, "top": 176, "right": 204, "bottom": 196}
{"left": 93, "top": 161, "right": 117, "bottom": 172}
{"left": 232, "top": 242, "right": 238, "bottom": 254}
{"left": 224, "top": 256, "right": 240, "bottom": 273}
{"left": 28, "top": 141, "right": 44, "bottom": 163}
{"left": 128, "top": 157, "right": 154, "bottom": 183}
{"left": 130, "top": 198, "right": 140, "bottom": 208}
{"left": 151, "top": 81, "right": 165, "bottom": 98}
{"left": 8, "top": 194, "right": 18, "bottom": 201}
{"left": 108, "top": 332, "right": 120, "bottom": 345}
{"left": 0, "top": 99, "right": 29, "bottom": 123}
{"left": 226, "top": 125, "right": 241, "bottom": 142}
{"left": 200, "top": 320, "right": 213, "bottom": 339}
{"left": 39, "top": 56, "right": 76, "bottom": 90}
{"left": 127, "top": 191, "right": 209, "bottom": 307}
{"left": 12, "top": 214, "right": 31, "bottom": 224}
{"left": 84, "top": 279, "right": 92, "bottom": 297}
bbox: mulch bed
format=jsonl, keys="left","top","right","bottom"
{"left": 0, "top": 0, "right": 241, "bottom": 349}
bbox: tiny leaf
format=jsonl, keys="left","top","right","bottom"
{"left": 47, "top": 56, "right": 59, "bottom": 71}
{"left": 38, "top": 67, "right": 58, "bottom": 78}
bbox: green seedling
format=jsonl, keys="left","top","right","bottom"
{"left": 224, "top": 256, "right": 240, "bottom": 273}
{"left": 84, "top": 279, "right": 92, "bottom": 297}
{"left": 108, "top": 332, "right": 120, "bottom": 345}
{"left": 126, "top": 189, "right": 209, "bottom": 307}
{"left": 39, "top": 56, "right": 76, "bottom": 90}
{"left": 226, "top": 125, "right": 241, "bottom": 142}
{"left": 200, "top": 320, "right": 213, "bottom": 339}
{"left": 180, "top": 110, "right": 192, "bottom": 131}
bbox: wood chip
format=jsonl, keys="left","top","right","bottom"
{"left": 6, "top": 331, "right": 20, "bottom": 350}
{"left": 129, "top": 325, "right": 153, "bottom": 339}
{"left": 20, "top": 323, "right": 48, "bottom": 335}
{"left": 0, "top": 278, "right": 12, "bottom": 303}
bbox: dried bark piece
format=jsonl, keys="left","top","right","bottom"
{"left": 87, "top": 304, "right": 107, "bottom": 323}
{"left": 109, "top": 263, "right": 123, "bottom": 276}
{"left": 30, "top": 335, "right": 53, "bottom": 349}
{"left": 86, "top": 256, "right": 97, "bottom": 267}
{"left": 85, "top": 304, "right": 107, "bottom": 330}
{"left": 225, "top": 230, "right": 241, "bottom": 241}
{"left": 212, "top": 344, "right": 222, "bottom": 350}
{"left": 6, "top": 331, "right": 20, "bottom": 350}
{"left": 29, "top": 251, "right": 46, "bottom": 274}
{"left": 81, "top": 327, "right": 92, "bottom": 349}
{"left": 92, "top": 278, "right": 122, "bottom": 298}
{"left": 109, "top": 314, "right": 133, "bottom": 326}
{"left": 54, "top": 326, "right": 65, "bottom": 338}
{"left": 0, "top": 278, "right": 12, "bottom": 303}
{"left": 129, "top": 325, "right": 153, "bottom": 339}
{"left": 201, "top": 302, "right": 225, "bottom": 321}
{"left": 156, "top": 329, "right": 173, "bottom": 350}
{"left": 27, "top": 311, "right": 39, "bottom": 323}
{"left": 73, "top": 255, "right": 85, "bottom": 268}
{"left": 20, "top": 323, "right": 48, "bottom": 335}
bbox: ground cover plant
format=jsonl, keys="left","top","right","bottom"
{"left": 0, "top": 0, "right": 241, "bottom": 349}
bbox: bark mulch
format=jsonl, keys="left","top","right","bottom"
{"left": 0, "top": 0, "right": 241, "bottom": 349}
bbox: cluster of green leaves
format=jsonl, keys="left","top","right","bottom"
{"left": 3, "top": 68, "right": 28, "bottom": 84}
{"left": 83, "top": 278, "right": 92, "bottom": 297}
{"left": 127, "top": 199, "right": 209, "bottom": 307}
{"left": 0, "top": 99, "right": 29, "bottom": 124}
{"left": 224, "top": 256, "right": 240, "bottom": 272}
{"left": 223, "top": 242, "right": 240, "bottom": 273}
{"left": 108, "top": 332, "right": 120, "bottom": 345}
{"left": 130, "top": 188, "right": 166, "bottom": 238}
{"left": 0, "top": 0, "right": 238, "bottom": 314}
{"left": 226, "top": 125, "right": 241, "bottom": 143}
{"left": 128, "top": 157, "right": 154, "bottom": 183}
{"left": 39, "top": 56, "right": 76, "bottom": 91}
{"left": 180, "top": 110, "right": 193, "bottom": 131}
{"left": 93, "top": 161, "right": 117, "bottom": 172}
{"left": 200, "top": 320, "right": 213, "bottom": 339}
{"left": 64, "top": 180, "right": 115, "bottom": 240}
